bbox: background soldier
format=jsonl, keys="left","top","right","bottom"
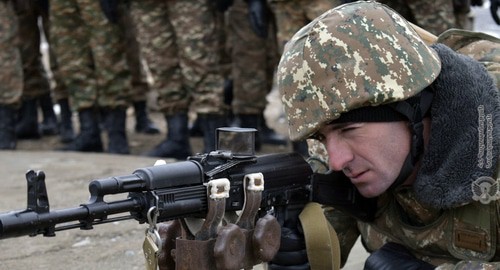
{"left": 0, "top": 0, "right": 23, "bottom": 150}
{"left": 115, "top": 2, "right": 160, "bottom": 135}
{"left": 129, "top": 0, "right": 228, "bottom": 159}
{"left": 223, "top": 0, "right": 287, "bottom": 150}
{"left": 14, "top": 0, "right": 59, "bottom": 140}
{"left": 50, "top": 0, "right": 132, "bottom": 154}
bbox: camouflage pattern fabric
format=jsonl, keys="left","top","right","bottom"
{"left": 129, "top": 0, "right": 227, "bottom": 116}
{"left": 268, "top": 0, "right": 342, "bottom": 53}
{"left": 48, "top": 45, "right": 70, "bottom": 102}
{"left": 228, "top": 0, "right": 279, "bottom": 115}
{"left": 215, "top": 9, "right": 232, "bottom": 81}
{"left": 14, "top": 0, "right": 51, "bottom": 100}
{"left": 277, "top": 1, "right": 441, "bottom": 141}
{"left": 43, "top": 10, "right": 69, "bottom": 102}
{"left": 17, "top": 0, "right": 70, "bottom": 103}
{"left": 436, "top": 261, "right": 500, "bottom": 270}
{"left": 117, "top": 3, "right": 149, "bottom": 103}
{"left": 376, "top": 0, "right": 457, "bottom": 35}
{"left": 50, "top": 0, "right": 131, "bottom": 111}
{"left": 0, "top": 0, "right": 23, "bottom": 107}
{"left": 331, "top": 189, "right": 500, "bottom": 268}
{"left": 437, "top": 29, "right": 500, "bottom": 88}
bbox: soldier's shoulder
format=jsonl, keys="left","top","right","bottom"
{"left": 437, "top": 29, "right": 500, "bottom": 88}
{"left": 437, "top": 29, "right": 500, "bottom": 57}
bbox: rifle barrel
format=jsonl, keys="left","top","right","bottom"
{"left": 0, "top": 197, "right": 141, "bottom": 239}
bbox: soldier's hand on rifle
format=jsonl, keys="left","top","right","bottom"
{"left": 99, "top": 0, "right": 119, "bottom": 24}
{"left": 364, "top": 242, "right": 435, "bottom": 270}
{"left": 268, "top": 206, "right": 310, "bottom": 270}
{"left": 268, "top": 226, "right": 310, "bottom": 270}
{"left": 491, "top": 0, "right": 500, "bottom": 24}
{"left": 216, "top": 0, "right": 234, "bottom": 12}
{"left": 247, "top": 0, "right": 269, "bottom": 39}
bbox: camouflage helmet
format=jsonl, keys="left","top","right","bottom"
{"left": 278, "top": 1, "right": 442, "bottom": 141}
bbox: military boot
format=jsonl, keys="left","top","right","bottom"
{"left": 0, "top": 105, "right": 17, "bottom": 150}
{"left": 58, "top": 98, "right": 75, "bottom": 143}
{"left": 198, "top": 114, "right": 228, "bottom": 153}
{"left": 188, "top": 117, "right": 203, "bottom": 137}
{"left": 16, "top": 98, "right": 40, "bottom": 139}
{"left": 146, "top": 113, "right": 192, "bottom": 159}
{"left": 39, "top": 93, "right": 59, "bottom": 136}
{"left": 133, "top": 101, "right": 160, "bottom": 134}
{"left": 60, "top": 108, "right": 103, "bottom": 152}
{"left": 105, "top": 108, "right": 130, "bottom": 155}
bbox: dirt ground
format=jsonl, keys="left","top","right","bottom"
{"left": 0, "top": 96, "right": 368, "bottom": 269}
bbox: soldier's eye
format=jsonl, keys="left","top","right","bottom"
{"left": 341, "top": 127, "right": 356, "bottom": 133}
{"left": 340, "top": 123, "right": 362, "bottom": 133}
{"left": 311, "top": 133, "right": 325, "bottom": 142}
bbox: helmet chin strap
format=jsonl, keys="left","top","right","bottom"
{"left": 388, "top": 89, "right": 434, "bottom": 189}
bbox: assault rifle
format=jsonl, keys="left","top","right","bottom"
{"left": 0, "top": 127, "right": 376, "bottom": 269}
{"left": 0, "top": 127, "right": 312, "bottom": 269}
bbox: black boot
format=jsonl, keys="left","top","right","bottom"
{"left": 133, "top": 101, "right": 160, "bottom": 134}
{"left": 189, "top": 116, "right": 203, "bottom": 137}
{"left": 146, "top": 113, "right": 192, "bottom": 159}
{"left": 58, "top": 98, "right": 75, "bottom": 143}
{"left": 60, "top": 108, "right": 103, "bottom": 152}
{"left": 39, "top": 93, "right": 59, "bottom": 136}
{"left": 0, "top": 105, "right": 17, "bottom": 150}
{"left": 16, "top": 98, "right": 40, "bottom": 139}
{"left": 106, "top": 108, "right": 130, "bottom": 154}
{"left": 198, "top": 114, "right": 228, "bottom": 153}
{"left": 237, "top": 114, "right": 261, "bottom": 151}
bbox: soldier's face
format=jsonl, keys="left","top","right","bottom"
{"left": 317, "top": 121, "right": 411, "bottom": 198}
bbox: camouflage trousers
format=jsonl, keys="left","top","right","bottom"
{"left": 227, "top": 0, "right": 280, "bottom": 115}
{"left": 40, "top": 9, "right": 69, "bottom": 102}
{"left": 129, "top": 0, "right": 226, "bottom": 115}
{"left": 268, "top": 0, "right": 342, "bottom": 53}
{"left": 14, "top": 1, "right": 51, "bottom": 100}
{"left": 117, "top": 4, "right": 149, "bottom": 103}
{"left": 376, "top": 0, "right": 457, "bottom": 35}
{"left": 50, "top": 0, "right": 131, "bottom": 111}
{"left": 0, "top": 0, "right": 23, "bottom": 107}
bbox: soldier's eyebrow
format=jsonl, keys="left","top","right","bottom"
{"left": 312, "top": 122, "right": 356, "bottom": 140}
{"left": 326, "top": 122, "right": 354, "bottom": 131}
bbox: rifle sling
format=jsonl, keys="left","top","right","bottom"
{"left": 299, "top": 202, "right": 341, "bottom": 270}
